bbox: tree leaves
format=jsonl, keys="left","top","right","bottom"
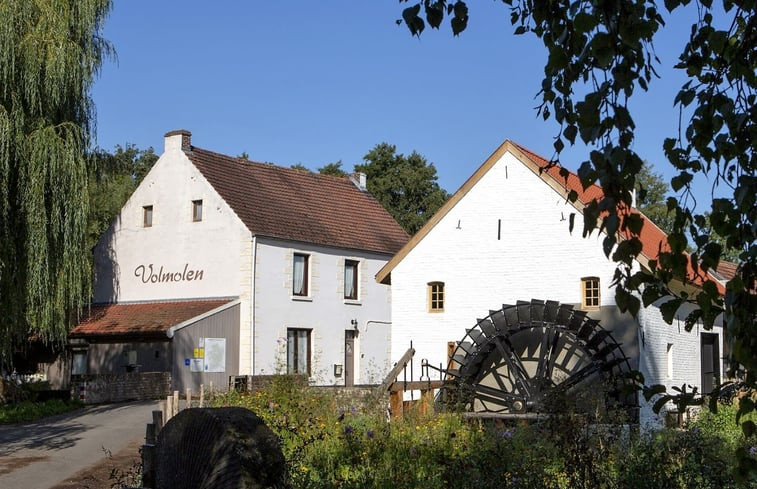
{"left": 355, "top": 143, "right": 449, "bottom": 235}
{"left": 0, "top": 0, "right": 113, "bottom": 363}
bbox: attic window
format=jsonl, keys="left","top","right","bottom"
{"left": 581, "top": 277, "right": 600, "bottom": 310}
{"left": 192, "top": 200, "right": 203, "bottom": 222}
{"left": 143, "top": 205, "right": 153, "bottom": 227}
{"left": 428, "top": 281, "right": 444, "bottom": 312}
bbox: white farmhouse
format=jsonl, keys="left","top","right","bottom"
{"left": 70, "top": 130, "right": 408, "bottom": 394}
{"left": 376, "top": 140, "right": 725, "bottom": 427}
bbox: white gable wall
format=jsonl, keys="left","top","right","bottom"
{"left": 92, "top": 140, "right": 254, "bottom": 373}
{"left": 389, "top": 148, "right": 724, "bottom": 426}
{"left": 391, "top": 150, "right": 619, "bottom": 372}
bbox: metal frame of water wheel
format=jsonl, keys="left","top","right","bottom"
{"left": 441, "top": 299, "right": 636, "bottom": 417}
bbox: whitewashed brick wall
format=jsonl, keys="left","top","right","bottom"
{"left": 389, "top": 148, "right": 724, "bottom": 426}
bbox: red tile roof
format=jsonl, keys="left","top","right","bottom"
{"left": 377, "top": 139, "right": 725, "bottom": 295}
{"left": 70, "top": 299, "right": 234, "bottom": 339}
{"left": 512, "top": 142, "right": 724, "bottom": 293}
{"left": 186, "top": 148, "right": 409, "bottom": 255}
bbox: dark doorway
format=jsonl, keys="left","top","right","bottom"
{"left": 345, "top": 330, "right": 355, "bottom": 387}
{"left": 700, "top": 333, "right": 720, "bottom": 395}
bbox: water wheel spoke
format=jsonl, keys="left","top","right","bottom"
{"left": 559, "top": 361, "right": 603, "bottom": 391}
{"left": 492, "top": 337, "right": 531, "bottom": 397}
{"left": 473, "top": 383, "right": 520, "bottom": 406}
{"left": 536, "top": 329, "right": 561, "bottom": 382}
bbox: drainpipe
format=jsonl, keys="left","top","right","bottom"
{"left": 251, "top": 234, "right": 257, "bottom": 375}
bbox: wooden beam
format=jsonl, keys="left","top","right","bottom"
{"left": 375, "top": 347, "right": 415, "bottom": 397}
{"left": 388, "top": 380, "right": 444, "bottom": 392}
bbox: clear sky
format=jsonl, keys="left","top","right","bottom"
{"left": 92, "top": 1, "right": 717, "bottom": 208}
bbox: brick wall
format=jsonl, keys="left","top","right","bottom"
{"left": 71, "top": 372, "right": 171, "bottom": 404}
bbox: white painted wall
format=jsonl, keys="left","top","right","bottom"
{"left": 92, "top": 134, "right": 253, "bottom": 373}
{"left": 93, "top": 136, "right": 249, "bottom": 304}
{"left": 389, "top": 148, "right": 724, "bottom": 426}
{"left": 637, "top": 298, "right": 724, "bottom": 429}
{"left": 390, "top": 150, "right": 620, "bottom": 374}
{"left": 253, "top": 237, "right": 394, "bottom": 385}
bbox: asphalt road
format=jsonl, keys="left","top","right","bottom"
{"left": 0, "top": 400, "right": 158, "bottom": 489}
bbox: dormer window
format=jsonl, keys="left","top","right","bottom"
{"left": 143, "top": 205, "right": 153, "bottom": 227}
{"left": 192, "top": 200, "right": 203, "bottom": 222}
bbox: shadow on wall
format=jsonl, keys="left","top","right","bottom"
{"left": 92, "top": 219, "right": 122, "bottom": 304}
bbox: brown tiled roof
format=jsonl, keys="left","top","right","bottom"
{"left": 70, "top": 299, "right": 234, "bottom": 339}
{"left": 186, "top": 148, "right": 409, "bottom": 255}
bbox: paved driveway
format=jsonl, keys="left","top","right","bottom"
{"left": 0, "top": 401, "right": 158, "bottom": 489}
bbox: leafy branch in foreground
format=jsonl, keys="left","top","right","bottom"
{"left": 399, "top": 0, "right": 755, "bottom": 476}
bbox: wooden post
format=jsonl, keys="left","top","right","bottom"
{"left": 389, "top": 391, "right": 403, "bottom": 419}
{"left": 166, "top": 395, "right": 174, "bottom": 422}
{"left": 199, "top": 384, "right": 205, "bottom": 408}
{"left": 185, "top": 388, "right": 192, "bottom": 409}
{"left": 420, "top": 389, "right": 434, "bottom": 416}
{"left": 159, "top": 400, "right": 166, "bottom": 425}
{"left": 152, "top": 410, "right": 163, "bottom": 436}
{"left": 142, "top": 423, "right": 156, "bottom": 489}
{"left": 173, "top": 390, "right": 179, "bottom": 415}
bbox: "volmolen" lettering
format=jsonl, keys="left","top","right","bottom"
{"left": 134, "top": 264, "right": 204, "bottom": 284}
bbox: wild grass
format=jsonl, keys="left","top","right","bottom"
{"left": 0, "top": 398, "right": 82, "bottom": 424}
{"left": 212, "top": 375, "right": 757, "bottom": 489}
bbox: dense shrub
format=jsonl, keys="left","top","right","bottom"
{"left": 0, "top": 398, "right": 82, "bottom": 424}
{"left": 212, "top": 377, "right": 757, "bottom": 489}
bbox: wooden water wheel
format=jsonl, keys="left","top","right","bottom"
{"left": 442, "top": 299, "right": 635, "bottom": 416}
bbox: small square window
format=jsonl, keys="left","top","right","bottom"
{"left": 143, "top": 205, "right": 153, "bottom": 227}
{"left": 192, "top": 199, "right": 203, "bottom": 222}
{"left": 428, "top": 281, "right": 444, "bottom": 312}
{"left": 581, "top": 277, "right": 600, "bottom": 309}
{"left": 293, "top": 253, "right": 309, "bottom": 296}
{"left": 344, "top": 260, "right": 359, "bottom": 300}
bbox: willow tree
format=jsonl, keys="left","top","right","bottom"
{"left": 0, "top": 0, "right": 112, "bottom": 365}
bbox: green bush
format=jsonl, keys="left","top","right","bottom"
{"left": 0, "top": 398, "right": 82, "bottom": 424}
{"left": 212, "top": 378, "right": 756, "bottom": 489}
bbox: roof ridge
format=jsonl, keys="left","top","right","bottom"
{"left": 190, "top": 146, "right": 357, "bottom": 184}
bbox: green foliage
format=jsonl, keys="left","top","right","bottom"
{"left": 355, "top": 143, "right": 449, "bottom": 235}
{"left": 0, "top": 0, "right": 113, "bottom": 365}
{"left": 0, "top": 398, "right": 82, "bottom": 424}
{"left": 212, "top": 376, "right": 755, "bottom": 488}
{"left": 290, "top": 163, "right": 310, "bottom": 172}
{"left": 318, "top": 161, "right": 347, "bottom": 177}
{"left": 636, "top": 162, "right": 674, "bottom": 234}
{"left": 398, "top": 0, "right": 756, "bottom": 470}
{"left": 87, "top": 144, "right": 157, "bottom": 251}
{"left": 619, "top": 426, "right": 744, "bottom": 489}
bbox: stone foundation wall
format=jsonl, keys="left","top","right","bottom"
{"left": 71, "top": 372, "right": 171, "bottom": 404}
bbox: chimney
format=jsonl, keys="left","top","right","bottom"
{"left": 164, "top": 129, "right": 192, "bottom": 153}
{"left": 349, "top": 172, "right": 367, "bottom": 191}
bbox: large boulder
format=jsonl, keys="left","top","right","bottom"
{"left": 155, "top": 407, "right": 287, "bottom": 489}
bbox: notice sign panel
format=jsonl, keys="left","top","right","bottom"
{"left": 203, "top": 338, "right": 226, "bottom": 373}
{"left": 190, "top": 358, "right": 204, "bottom": 372}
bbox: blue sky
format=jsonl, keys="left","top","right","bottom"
{"left": 92, "top": 1, "right": 715, "bottom": 208}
